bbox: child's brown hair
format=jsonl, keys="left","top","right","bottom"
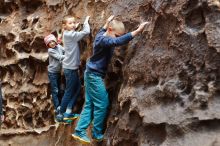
{"left": 62, "top": 15, "right": 76, "bottom": 25}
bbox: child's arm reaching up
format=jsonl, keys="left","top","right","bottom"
{"left": 95, "top": 15, "right": 115, "bottom": 38}
{"left": 131, "top": 21, "right": 149, "bottom": 37}
{"left": 72, "top": 16, "right": 90, "bottom": 41}
{"left": 103, "top": 15, "right": 115, "bottom": 30}
{"left": 100, "top": 21, "right": 149, "bottom": 48}
{"left": 57, "top": 29, "right": 63, "bottom": 44}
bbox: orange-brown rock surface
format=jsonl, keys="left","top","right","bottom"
{"left": 1, "top": 0, "right": 220, "bottom": 146}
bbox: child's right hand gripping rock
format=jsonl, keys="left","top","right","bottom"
{"left": 131, "top": 21, "right": 150, "bottom": 37}
{"left": 85, "top": 16, "right": 90, "bottom": 23}
{"left": 107, "top": 15, "right": 115, "bottom": 23}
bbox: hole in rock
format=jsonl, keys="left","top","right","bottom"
{"left": 0, "top": 1, "right": 19, "bottom": 14}
{"left": 185, "top": 7, "right": 205, "bottom": 30}
{"left": 14, "top": 41, "right": 31, "bottom": 53}
{"left": 143, "top": 124, "right": 167, "bottom": 145}
{"left": 5, "top": 33, "right": 15, "bottom": 41}
{"left": 20, "top": 0, "right": 43, "bottom": 13}
{"left": 182, "top": 0, "right": 199, "bottom": 14}
{"left": 35, "top": 118, "right": 45, "bottom": 128}
{"left": 23, "top": 112, "right": 33, "bottom": 127}
{"left": 5, "top": 48, "right": 16, "bottom": 58}
{"left": 31, "top": 36, "right": 47, "bottom": 53}
{"left": 152, "top": 14, "right": 178, "bottom": 48}
{"left": 32, "top": 17, "right": 39, "bottom": 25}
{"left": 21, "top": 19, "right": 29, "bottom": 30}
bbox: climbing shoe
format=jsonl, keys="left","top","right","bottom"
{"left": 92, "top": 133, "right": 104, "bottom": 142}
{"left": 55, "top": 113, "right": 72, "bottom": 124}
{"left": 72, "top": 131, "right": 91, "bottom": 144}
{"left": 62, "top": 119, "right": 73, "bottom": 124}
{"left": 55, "top": 113, "right": 63, "bottom": 123}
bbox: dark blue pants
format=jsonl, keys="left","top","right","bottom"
{"left": 48, "top": 72, "right": 62, "bottom": 110}
{"left": 60, "top": 69, "right": 81, "bottom": 113}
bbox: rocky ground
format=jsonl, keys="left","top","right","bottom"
{"left": 0, "top": 0, "right": 220, "bottom": 146}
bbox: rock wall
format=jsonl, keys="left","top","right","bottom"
{"left": 1, "top": 0, "right": 220, "bottom": 146}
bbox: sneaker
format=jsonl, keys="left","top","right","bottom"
{"left": 92, "top": 133, "right": 104, "bottom": 142}
{"left": 55, "top": 113, "right": 72, "bottom": 124}
{"left": 55, "top": 113, "right": 63, "bottom": 123}
{"left": 63, "top": 113, "right": 79, "bottom": 120}
{"left": 63, "top": 119, "right": 73, "bottom": 124}
{"left": 72, "top": 131, "right": 91, "bottom": 144}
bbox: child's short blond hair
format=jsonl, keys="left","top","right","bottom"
{"left": 109, "top": 20, "right": 125, "bottom": 34}
{"left": 62, "top": 15, "right": 76, "bottom": 25}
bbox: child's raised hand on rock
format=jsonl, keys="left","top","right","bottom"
{"left": 131, "top": 21, "right": 150, "bottom": 37}
{"left": 137, "top": 21, "right": 150, "bottom": 32}
{"left": 75, "top": 22, "right": 80, "bottom": 29}
{"left": 56, "top": 29, "right": 63, "bottom": 44}
{"left": 107, "top": 15, "right": 115, "bottom": 22}
{"left": 85, "top": 16, "right": 90, "bottom": 22}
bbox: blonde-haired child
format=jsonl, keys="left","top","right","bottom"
{"left": 72, "top": 15, "right": 149, "bottom": 144}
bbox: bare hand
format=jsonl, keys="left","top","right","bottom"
{"left": 56, "top": 29, "right": 63, "bottom": 44}
{"left": 85, "top": 16, "right": 90, "bottom": 22}
{"left": 137, "top": 21, "right": 150, "bottom": 32}
{"left": 57, "top": 29, "right": 62, "bottom": 38}
{"left": 107, "top": 15, "right": 115, "bottom": 22}
{"left": 131, "top": 21, "right": 150, "bottom": 37}
{"left": 75, "top": 22, "right": 80, "bottom": 29}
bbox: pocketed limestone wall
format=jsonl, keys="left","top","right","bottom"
{"left": 0, "top": 0, "right": 220, "bottom": 146}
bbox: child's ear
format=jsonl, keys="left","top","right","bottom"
{"left": 108, "top": 27, "right": 113, "bottom": 32}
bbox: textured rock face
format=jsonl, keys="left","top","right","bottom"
{"left": 0, "top": 0, "right": 220, "bottom": 146}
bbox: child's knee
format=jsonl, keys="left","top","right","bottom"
{"left": 53, "top": 88, "right": 59, "bottom": 94}
{"left": 98, "top": 101, "right": 109, "bottom": 110}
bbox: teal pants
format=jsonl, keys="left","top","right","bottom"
{"left": 75, "top": 71, "right": 109, "bottom": 135}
